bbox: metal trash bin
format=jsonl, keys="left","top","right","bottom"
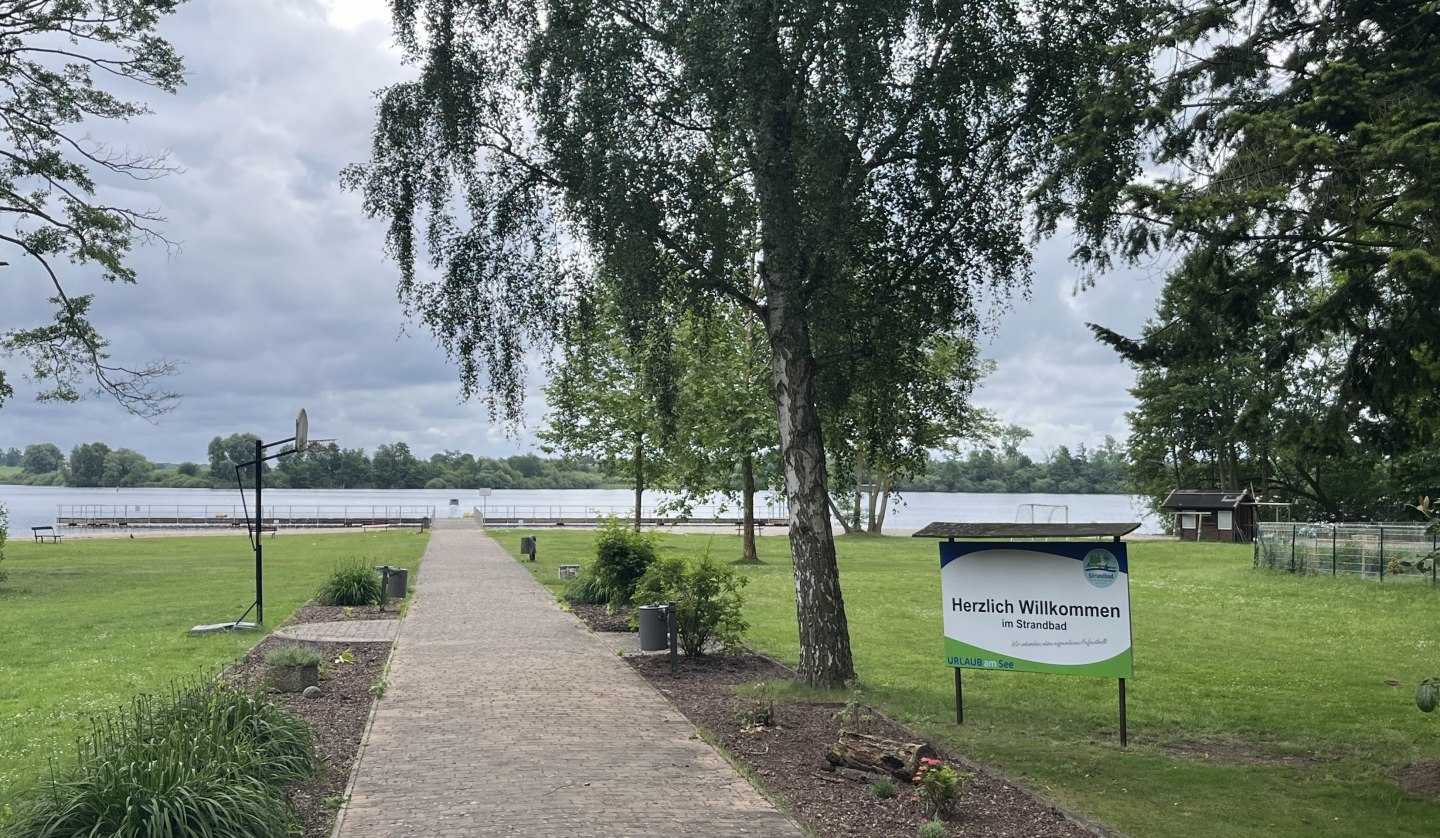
{"left": 520, "top": 535, "right": 537, "bottom": 561}
{"left": 385, "top": 567, "right": 409, "bottom": 599}
{"left": 638, "top": 605, "right": 668, "bottom": 651}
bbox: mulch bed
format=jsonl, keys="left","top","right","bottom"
{"left": 287, "top": 602, "right": 402, "bottom": 623}
{"left": 625, "top": 654, "right": 1094, "bottom": 838}
{"left": 561, "top": 602, "right": 1093, "bottom": 837}
{"left": 223, "top": 615, "right": 393, "bottom": 837}
{"left": 569, "top": 602, "right": 636, "bottom": 633}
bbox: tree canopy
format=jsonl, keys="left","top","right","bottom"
{"left": 0, "top": 0, "right": 186, "bottom": 417}
{"left": 1045, "top": 0, "right": 1440, "bottom": 453}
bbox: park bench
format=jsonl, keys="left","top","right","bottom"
{"left": 32, "top": 526, "right": 63, "bottom": 543}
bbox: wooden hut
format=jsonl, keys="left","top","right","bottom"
{"left": 1160, "top": 489, "right": 1256, "bottom": 543}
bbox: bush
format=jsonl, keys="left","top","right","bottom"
{"left": 592, "top": 517, "right": 657, "bottom": 606}
{"left": 564, "top": 570, "right": 617, "bottom": 605}
{"left": 2, "top": 680, "right": 317, "bottom": 838}
{"left": 265, "top": 644, "right": 324, "bottom": 668}
{"left": 316, "top": 558, "right": 384, "bottom": 606}
{"left": 632, "top": 552, "right": 748, "bottom": 656}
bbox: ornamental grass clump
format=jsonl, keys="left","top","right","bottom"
{"left": 563, "top": 569, "right": 617, "bottom": 606}
{"left": 2, "top": 679, "right": 318, "bottom": 838}
{"left": 265, "top": 644, "right": 325, "bottom": 669}
{"left": 316, "top": 558, "right": 384, "bottom": 606}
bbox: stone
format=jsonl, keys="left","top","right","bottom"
{"left": 303, "top": 685, "right": 323, "bottom": 699}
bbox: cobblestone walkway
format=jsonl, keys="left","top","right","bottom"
{"left": 274, "top": 621, "right": 399, "bottom": 643}
{"left": 333, "top": 520, "right": 801, "bottom": 837}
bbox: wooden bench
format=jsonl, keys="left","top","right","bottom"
{"left": 32, "top": 526, "right": 62, "bottom": 543}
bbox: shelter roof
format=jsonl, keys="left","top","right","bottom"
{"left": 911, "top": 522, "right": 1141, "bottom": 540}
{"left": 1160, "top": 489, "right": 1254, "bottom": 510}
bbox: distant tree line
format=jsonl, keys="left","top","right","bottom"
{"left": 900, "top": 431, "right": 1128, "bottom": 495}
{"left": 0, "top": 438, "right": 631, "bottom": 490}
{"left": 0, "top": 430, "right": 1130, "bottom": 494}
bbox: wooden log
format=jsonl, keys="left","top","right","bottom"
{"left": 825, "top": 730, "right": 937, "bottom": 781}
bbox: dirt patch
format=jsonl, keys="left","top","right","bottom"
{"left": 1161, "top": 738, "right": 1329, "bottom": 768}
{"left": 1396, "top": 761, "right": 1440, "bottom": 801}
{"left": 626, "top": 654, "right": 1097, "bottom": 837}
{"left": 223, "top": 619, "right": 392, "bottom": 837}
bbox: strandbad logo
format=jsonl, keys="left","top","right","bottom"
{"left": 1083, "top": 549, "right": 1119, "bottom": 588}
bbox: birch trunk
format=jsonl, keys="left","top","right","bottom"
{"left": 766, "top": 301, "right": 856, "bottom": 687}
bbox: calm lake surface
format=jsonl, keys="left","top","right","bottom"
{"left": 1, "top": 485, "right": 1161, "bottom": 535}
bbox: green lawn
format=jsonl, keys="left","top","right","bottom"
{"left": 503, "top": 529, "right": 1440, "bottom": 838}
{"left": 0, "top": 530, "right": 427, "bottom": 800}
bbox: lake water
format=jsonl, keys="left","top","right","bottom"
{"left": 0, "top": 484, "right": 1162, "bottom": 535}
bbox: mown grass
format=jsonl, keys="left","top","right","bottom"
{"left": 0, "top": 530, "right": 427, "bottom": 803}
{"left": 504, "top": 528, "right": 1440, "bottom": 838}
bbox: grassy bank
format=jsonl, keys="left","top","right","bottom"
{"left": 504, "top": 529, "right": 1440, "bottom": 838}
{"left": 0, "top": 530, "right": 427, "bottom": 801}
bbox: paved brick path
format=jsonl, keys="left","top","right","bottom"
{"left": 275, "top": 620, "right": 399, "bottom": 644}
{"left": 333, "top": 520, "right": 802, "bottom": 837}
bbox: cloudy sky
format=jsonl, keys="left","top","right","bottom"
{"left": 0, "top": 0, "right": 1164, "bottom": 466}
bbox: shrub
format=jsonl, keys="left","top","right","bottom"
{"left": 265, "top": 644, "right": 324, "bottom": 668}
{"left": 564, "top": 569, "right": 617, "bottom": 605}
{"left": 3, "top": 680, "right": 317, "bottom": 838}
{"left": 912, "top": 757, "right": 971, "bottom": 821}
{"left": 592, "top": 517, "right": 657, "bottom": 606}
{"left": 632, "top": 552, "right": 748, "bottom": 656}
{"left": 917, "top": 819, "right": 947, "bottom": 838}
{"left": 316, "top": 558, "right": 384, "bottom": 606}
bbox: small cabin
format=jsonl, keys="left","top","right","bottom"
{"left": 1160, "top": 489, "right": 1256, "bottom": 544}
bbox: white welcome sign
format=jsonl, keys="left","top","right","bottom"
{"left": 940, "top": 541, "right": 1133, "bottom": 678}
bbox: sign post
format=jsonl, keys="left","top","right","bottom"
{"left": 915, "top": 522, "right": 1138, "bottom": 745}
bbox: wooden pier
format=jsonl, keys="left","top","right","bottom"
{"left": 55, "top": 504, "right": 435, "bottom": 531}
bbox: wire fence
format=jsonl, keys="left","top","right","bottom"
{"left": 1254, "top": 522, "right": 1440, "bottom": 584}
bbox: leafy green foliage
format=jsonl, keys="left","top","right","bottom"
{"left": 1, "top": 680, "right": 317, "bottom": 838}
{"left": 0, "top": 1, "right": 186, "bottom": 417}
{"left": 592, "top": 518, "right": 658, "bottom": 606}
{"left": 917, "top": 819, "right": 946, "bottom": 838}
{"left": 264, "top": 644, "right": 324, "bottom": 669}
{"left": 632, "top": 552, "right": 748, "bottom": 657}
{"left": 316, "top": 559, "right": 384, "bottom": 607}
{"left": 1044, "top": 0, "right": 1440, "bottom": 461}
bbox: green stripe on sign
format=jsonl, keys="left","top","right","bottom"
{"left": 944, "top": 638, "right": 1133, "bottom": 678}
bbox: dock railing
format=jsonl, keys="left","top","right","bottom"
{"left": 474, "top": 503, "right": 789, "bottom": 528}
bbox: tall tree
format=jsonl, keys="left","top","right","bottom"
{"left": 824, "top": 336, "right": 995, "bottom": 533}
{"left": 0, "top": 0, "right": 186, "bottom": 417}
{"left": 69, "top": 442, "right": 112, "bottom": 487}
{"left": 20, "top": 443, "right": 62, "bottom": 474}
{"left": 208, "top": 433, "right": 264, "bottom": 486}
{"left": 540, "top": 292, "right": 675, "bottom": 529}
{"left": 662, "top": 298, "right": 779, "bottom": 563}
{"left": 346, "top": 0, "right": 1140, "bottom": 686}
